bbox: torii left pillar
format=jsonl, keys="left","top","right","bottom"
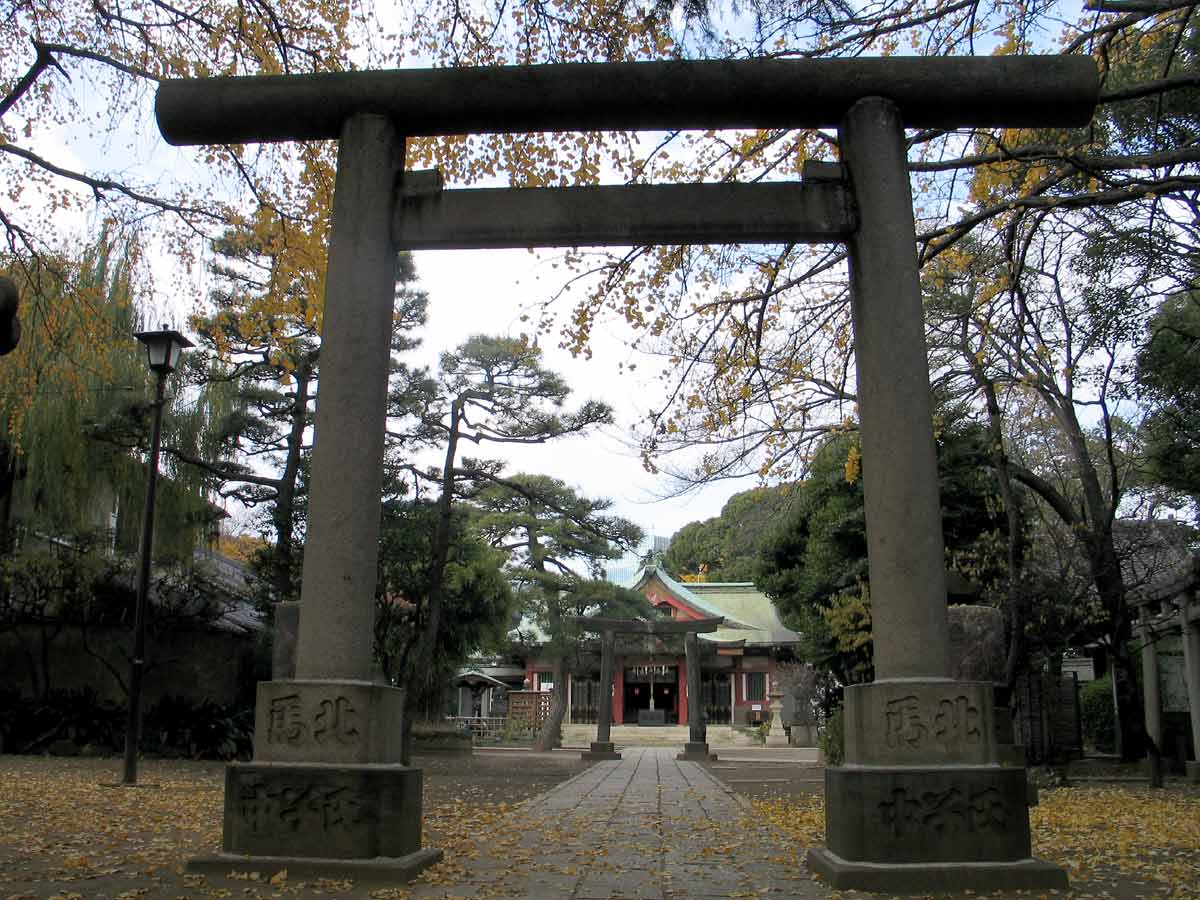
{"left": 190, "top": 115, "right": 441, "bottom": 880}
{"left": 678, "top": 631, "right": 716, "bottom": 761}
{"left": 582, "top": 629, "right": 622, "bottom": 760}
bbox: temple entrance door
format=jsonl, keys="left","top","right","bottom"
{"left": 570, "top": 676, "right": 600, "bottom": 724}
{"left": 653, "top": 681, "right": 679, "bottom": 724}
{"left": 702, "top": 672, "right": 732, "bottom": 725}
{"left": 624, "top": 665, "right": 679, "bottom": 724}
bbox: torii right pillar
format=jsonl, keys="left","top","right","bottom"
{"left": 806, "top": 97, "right": 1067, "bottom": 892}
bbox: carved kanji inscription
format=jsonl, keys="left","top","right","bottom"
{"left": 266, "top": 693, "right": 361, "bottom": 747}
{"left": 878, "top": 786, "right": 1010, "bottom": 838}
{"left": 883, "top": 693, "right": 982, "bottom": 751}
{"left": 235, "top": 777, "right": 374, "bottom": 835}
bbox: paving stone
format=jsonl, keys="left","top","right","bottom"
{"left": 450, "top": 748, "right": 831, "bottom": 900}
{"left": 576, "top": 866, "right": 666, "bottom": 899}
{"left": 660, "top": 863, "right": 758, "bottom": 894}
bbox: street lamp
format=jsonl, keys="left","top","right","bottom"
{"left": 122, "top": 326, "right": 193, "bottom": 785}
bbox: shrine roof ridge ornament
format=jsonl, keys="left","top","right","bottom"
{"left": 156, "top": 55, "right": 1099, "bottom": 147}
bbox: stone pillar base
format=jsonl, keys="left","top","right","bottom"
{"left": 582, "top": 741, "right": 621, "bottom": 760}
{"left": 764, "top": 733, "right": 788, "bottom": 748}
{"left": 189, "top": 849, "right": 442, "bottom": 883}
{"left": 677, "top": 742, "right": 717, "bottom": 761}
{"left": 822, "top": 765, "right": 1041, "bottom": 863}
{"left": 813, "top": 764, "right": 1066, "bottom": 892}
{"left": 212, "top": 762, "right": 428, "bottom": 863}
{"left": 807, "top": 848, "right": 1067, "bottom": 893}
{"left": 815, "top": 678, "right": 1064, "bottom": 893}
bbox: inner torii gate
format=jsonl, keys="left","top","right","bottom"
{"left": 569, "top": 615, "right": 724, "bottom": 762}
{"left": 158, "top": 55, "right": 1098, "bottom": 891}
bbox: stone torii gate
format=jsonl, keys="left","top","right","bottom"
{"left": 569, "top": 615, "right": 724, "bottom": 762}
{"left": 157, "top": 55, "right": 1098, "bottom": 891}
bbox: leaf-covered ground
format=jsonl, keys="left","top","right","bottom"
{"left": 0, "top": 754, "right": 1197, "bottom": 899}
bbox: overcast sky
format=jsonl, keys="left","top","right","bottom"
{"left": 410, "top": 246, "right": 741, "bottom": 544}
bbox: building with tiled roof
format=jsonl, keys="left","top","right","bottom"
{"left": 498, "top": 563, "right": 802, "bottom": 728}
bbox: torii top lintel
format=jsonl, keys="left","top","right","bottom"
{"left": 156, "top": 56, "right": 1098, "bottom": 147}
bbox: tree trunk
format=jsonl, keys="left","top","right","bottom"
{"left": 270, "top": 361, "right": 313, "bottom": 602}
{"left": 1090, "top": 531, "right": 1146, "bottom": 763}
{"left": 1049, "top": 396, "right": 1147, "bottom": 763}
{"left": 534, "top": 652, "right": 567, "bottom": 752}
{"left": 399, "top": 398, "right": 465, "bottom": 766}
{"left": 977, "top": 375, "right": 1028, "bottom": 697}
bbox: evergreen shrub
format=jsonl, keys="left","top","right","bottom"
{"left": 819, "top": 707, "right": 845, "bottom": 765}
{"left": 1080, "top": 675, "right": 1116, "bottom": 753}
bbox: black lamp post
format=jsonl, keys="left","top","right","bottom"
{"left": 122, "top": 326, "right": 193, "bottom": 785}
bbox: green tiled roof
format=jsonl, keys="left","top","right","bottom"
{"left": 625, "top": 564, "right": 801, "bottom": 647}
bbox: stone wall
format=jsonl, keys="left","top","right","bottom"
{"left": 0, "top": 624, "right": 262, "bottom": 707}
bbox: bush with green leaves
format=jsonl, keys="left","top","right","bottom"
{"left": 0, "top": 687, "right": 122, "bottom": 753}
{"left": 819, "top": 707, "right": 845, "bottom": 766}
{"left": 144, "top": 694, "right": 253, "bottom": 760}
{"left": 0, "top": 689, "right": 252, "bottom": 759}
{"left": 1080, "top": 675, "right": 1116, "bottom": 753}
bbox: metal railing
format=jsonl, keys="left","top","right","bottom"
{"left": 445, "top": 716, "right": 509, "bottom": 741}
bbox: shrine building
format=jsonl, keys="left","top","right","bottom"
{"left": 516, "top": 564, "right": 802, "bottom": 727}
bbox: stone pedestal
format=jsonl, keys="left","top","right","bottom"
{"left": 253, "top": 680, "right": 405, "bottom": 764}
{"left": 807, "top": 680, "right": 1065, "bottom": 892}
{"left": 220, "top": 762, "right": 423, "bottom": 858}
{"left": 677, "top": 741, "right": 717, "bottom": 761}
{"left": 190, "top": 680, "right": 440, "bottom": 879}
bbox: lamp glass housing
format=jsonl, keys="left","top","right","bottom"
{"left": 134, "top": 328, "right": 193, "bottom": 374}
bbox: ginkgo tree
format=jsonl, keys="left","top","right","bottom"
{"left": 0, "top": 0, "right": 676, "bottom": 389}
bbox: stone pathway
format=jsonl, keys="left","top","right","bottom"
{"left": 408, "top": 747, "right": 819, "bottom": 899}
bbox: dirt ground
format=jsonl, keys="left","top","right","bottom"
{"left": 0, "top": 751, "right": 1197, "bottom": 899}
{"left": 0, "top": 750, "right": 591, "bottom": 900}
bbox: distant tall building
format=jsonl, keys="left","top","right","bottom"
{"left": 605, "top": 532, "right": 672, "bottom": 585}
